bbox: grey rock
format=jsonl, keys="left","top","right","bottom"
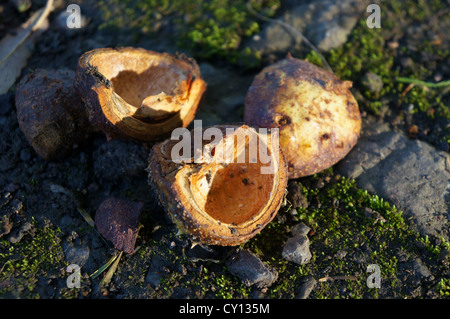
{"left": 334, "top": 249, "right": 347, "bottom": 259}
{"left": 246, "top": 0, "right": 369, "bottom": 59}
{"left": 295, "top": 275, "right": 317, "bottom": 299}
{"left": 290, "top": 222, "right": 311, "bottom": 237}
{"left": 4, "top": 183, "right": 19, "bottom": 193}
{"left": 338, "top": 122, "right": 450, "bottom": 241}
{"left": 9, "top": 221, "right": 33, "bottom": 244}
{"left": 399, "top": 257, "right": 435, "bottom": 287}
{"left": 63, "top": 242, "right": 90, "bottom": 267}
{"left": 226, "top": 249, "right": 278, "bottom": 288}
{"left": 360, "top": 72, "right": 384, "bottom": 95}
{"left": 145, "top": 255, "right": 171, "bottom": 288}
{"left": 412, "top": 258, "right": 434, "bottom": 283}
{"left": 145, "top": 272, "right": 163, "bottom": 288}
{"left": 282, "top": 235, "right": 312, "bottom": 265}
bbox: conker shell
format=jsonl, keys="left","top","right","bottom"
{"left": 244, "top": 55, "right": 361, "bottom": 179}
{"left": 147, "top": 124, "right": 288, "bottom": 246}
{"left": 15, "top": 69, "right": 90, "bottom": 160}
{"left": 74, "top": 47, "right": 206, "bottom": 142}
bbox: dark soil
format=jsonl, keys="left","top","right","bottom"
{"left": 0, "top": 0, "right": 449, "bottom": 301}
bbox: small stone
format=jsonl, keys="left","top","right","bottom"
{"left": 335, "top": 249, "right": 347, "bottom": 259}
{"left": 440, "top": 140, "right": 449, "bottom": 152}
{"left": 290, "top": 222, "right": 311, "bottom": 237}
{"left": 63, "top": 242, "right": 90, "bottom": 267}
{"left": 282, "top": 235, "right": 312, "bottom": 265}
{"left": 295, "top": 275, "right": 317, "bottom": 299}
{"left": 413, "top": 258, "right": 434, "bottom": 280}
{"left": 360, "top": 72, "right": 384, "bottom": 95}
{"left": 145, "top": 255, "right": 171, "bottom": 288}
{"left": 145, "top": 271, "right": 162, "bottom": 288}
{"left": 9, "top": 221, "right": 33, "bottom": 244}
{"left": 226, "top": 249, "right": 278, "bottom": 289}
{"left": 246, "top": 0, "right": 369, "bottom": 60}
{"left": 288, "top": 208, "right": 298, "bottom": 217}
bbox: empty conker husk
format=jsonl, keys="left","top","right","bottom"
{"left": 15, "top": 69, "right": 90, "bottom": 160}
{"left": 244, "top": 55, "right": 361, "bottom": 179}
{"left": 74, "top": 47, "right": 206, "bottom": 142}
{"left": 147, "top": 124, "right": 288, "bottom": 246}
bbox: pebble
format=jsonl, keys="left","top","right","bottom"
{"left": 334, "top": 249, "right": 347, "bottom": 259}
{"left": 9, "top": 221, "right": 33, "bottom": 244}
{"left": 282, "top": 235, "right": 312, "bottom": 265}
{"left": 290, "top": 222, "right": 311, "bottom": 237}
{"left": 63, "top": 241, "right": 90, "bottom": 267}
{"left": 226, "top": 249, "right": 278, "bottom": 289}
{"left": 145, "top": 255, "right": 171, "bottom": 288}
{"left": 4, "top": 183, "right": 19, "bottom": 193}
{"left": 295, "top": 275, "right": 317, "bottom": 299}
{"left": 246, "top": 0, "right": 370, "bottom": 60}
{"left": 412, "top": 258, "right": 434, "bottom": 283}
{"left": 360, "top": 72, "right": 384, "bottom": 95}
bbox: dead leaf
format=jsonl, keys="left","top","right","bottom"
{"left": 0, "top": 0, "right": 54, "bottom": 94}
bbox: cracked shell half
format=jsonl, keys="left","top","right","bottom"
{"left": 147, "top": 124, "right": 288, "bottom": 246}
{"left": 74, "top": 47, "right": 206, "bottom": 142}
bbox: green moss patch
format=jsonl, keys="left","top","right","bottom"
{"left": 98, "top": 0, "right": 280, "bottom": 66}
{"left": 242, "top": 170, "right": 449, "bottom": 298}
{"left": 0, "top": 218, "right": 68, "bottom": 298}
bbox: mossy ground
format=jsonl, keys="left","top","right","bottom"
{"left": 97, "top": 0, "right": 449, "bottom": 147}
{"left": 1, "top": 168, "right": 448, "bottom": 299}
{"left": 0, "top": 0, "right": 449, "bottom": 299}
{"left": 97, "top": 0, "right": 280, "bottom": 66}
{"left": 107, "top": 169, "right": 450, "bottom": 299}
{"left": 0, "top": 218, "right": 71, "bottom": 298}
{"left": 306, "top": 0, "right": 450, "bottom": 148}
